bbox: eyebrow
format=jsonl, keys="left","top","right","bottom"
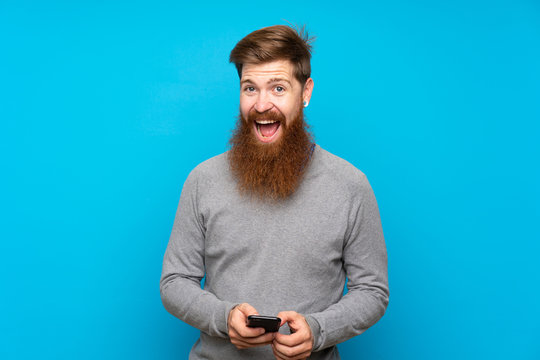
{"left": 241, "top": 78, "right": 292, "bottom": 86}
{"left": 268, "top": 78, "right": 291, "bottom": 85}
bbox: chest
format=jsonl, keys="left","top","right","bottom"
{"left": 199, "top": 187, "right": 352, "bottom": 272}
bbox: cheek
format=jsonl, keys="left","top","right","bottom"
{"left": 239, "top": 98, "right": 252, "bottom": 117}
{"left": 282, "top": 100, "right": 302, "bottom": 122}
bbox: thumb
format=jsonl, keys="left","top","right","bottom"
{"left": 277, "top": 311, "right": 303, "bottom": 331}
{"left": 237, "top": 303, "right": 259, "bottom": 317}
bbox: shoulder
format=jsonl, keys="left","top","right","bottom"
{"left": 313, "top": 145, "right": 371, "bottom": 193}
{"left": 182, "top": 152, "right": 231, "bottom": 192}
{"left": 190, "top": 152, "right": 229, "bottom": 178}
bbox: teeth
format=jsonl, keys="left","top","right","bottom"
{"left": 255, "top": 120, "right": 278, "bottom": 125}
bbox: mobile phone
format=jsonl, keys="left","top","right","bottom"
{"left": 246, "top": 315, "right": 281, "bottom": 332}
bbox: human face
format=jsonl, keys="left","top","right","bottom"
{"left": 239, "top": 60, "right": 313, "bottom": 144}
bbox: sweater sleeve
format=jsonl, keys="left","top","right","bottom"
{"left": 305, "top": 175, "right": 389, "bottom": 351}
{"left": 160, "top": 170, "right": 238, "bottom": 338}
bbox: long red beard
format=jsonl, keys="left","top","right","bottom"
{"left": 228, "top": 107, "right": 314, "bottom": 201}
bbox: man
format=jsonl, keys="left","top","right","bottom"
{"left": 160, "top": 25, "right": 389, "bottom": 360}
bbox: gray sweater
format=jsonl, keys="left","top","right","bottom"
{"left": 160, "top": 145, "right": 389, "bottom": 359}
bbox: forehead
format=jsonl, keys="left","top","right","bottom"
{"left": 241, "top": 60, "right": 295, "bottom": 83}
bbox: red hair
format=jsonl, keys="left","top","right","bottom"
{"left": 229, "top": 24, "right": 315, "bottom": 85}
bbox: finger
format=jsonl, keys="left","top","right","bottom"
{"left": 272, "top": 342, "right": 311, "bottom": 360}
{"left": 229, "top": 306, "right": 265, "bottom": 338}
{"left": 272, "top": 343, "right": 288, "bottom": 360}
{"left": 273, "top": 339, "right": 312, "bottom": 358}
{"left": 230, "top": 331, "right": 275, "bottom": 348}
{"left": 273, "top": 348, "right": 312, "bottom": 360}
{"left": 242, "top": 332, "right": 276, "bottom": 345}
{"left": 237, "top": 303, "right": 259, "bottom": 317}
{"left": 230, "top": 322, "right": 273, "bottom": 342}
{"left": 230, "top": 334, "right": 255, "bottom": 349}
{"left": 273, "top": 354, "right": 308, "bottom": 360}
{"left": 275, "top": 311, "right": 312, "bottom": 346}
{"left": 232, "top": 336, "right": 273, "bottom": 349}
{"left": 230, "top": 321, "right": 266, "bottom": 338}
{"left": 274, "top": 325, "right": 310, "bottom": 347}
{"left": 272, "top": 347, "right": 288, "bottom": 360}
{"left": 235, "top": 323, "right": 266, "bottom": 338}
{"left": 277, "top": 311, "right": 297, "bottom": 326}
{"left": 274, "top": 330, "right": 308, "bottom": 347}
{"left": 276, "top": 311, "right": 305, "bottom": 332}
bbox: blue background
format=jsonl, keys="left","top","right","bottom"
{"left": 1, "top": 1, "right": 539, "bottom": 359}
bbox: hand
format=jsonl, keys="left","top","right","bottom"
{"left": 272, "top": 311, "right": 314, "bottom": 360}
{"left": 228, "top": 303, "right": 276, "bottom": 349}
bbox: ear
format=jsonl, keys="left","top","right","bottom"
{"left": 302, "top": 78, "right": 314, "bottom": 106}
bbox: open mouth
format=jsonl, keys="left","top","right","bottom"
{"left": 254, "top": 120, "right": 281, "bottom": 143}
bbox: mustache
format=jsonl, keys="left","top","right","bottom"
{"left": 247, "top": 109, "right": 286, "bottom": 123}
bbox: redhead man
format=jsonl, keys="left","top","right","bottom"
{"left": 160, "top": 25, "right": 389, "bottom": 360}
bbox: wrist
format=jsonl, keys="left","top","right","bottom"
{"left": 226, "top": 303, "right": 240, "bottom": 333}
{"left": 304, "top": 315, "right": 321, "bottom": 351}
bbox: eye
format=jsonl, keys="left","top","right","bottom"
{"left": 275, "top": 86, "right": 285, "bottom": 93}
{"left": 244, "top": 86, "right": 255, "bottom": 93}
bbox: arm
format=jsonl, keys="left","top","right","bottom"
{"left": 161, "top": 170, "right": 282, "bottom": 349}
{"left": 304, "top": 175, "right": 389, "bottom": 351}
{"left": 159, "top": 170, "right": 237, "bottom": 338}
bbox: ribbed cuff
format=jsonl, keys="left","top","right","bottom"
{"left": 304, "top": 314, "right": 323, "bottom": 352}
{"left": 220, "top": 302, "right": 241, "bottom": 338}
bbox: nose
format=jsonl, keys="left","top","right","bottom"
{"left": 254, "top": 91, "right": 273, "bottom": 113}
